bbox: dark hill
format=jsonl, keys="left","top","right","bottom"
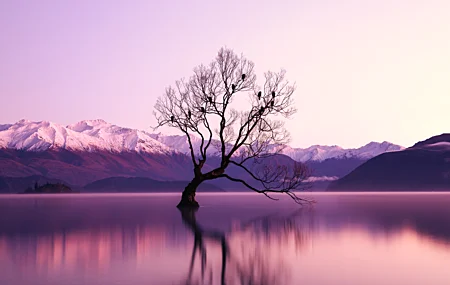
{"left": 413, "top": 133, "right": 450, "bottom": 148}
{"left": 23, "top": 182, "right": 73, "bottom": 194}
{"left": 0, "top": 175, "right": 72, "bottom": 194}
{"left": 304, "top": 157, "right": 366, "bottom": 177}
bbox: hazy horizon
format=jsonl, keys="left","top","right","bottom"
{"left": 1, "top": 0, "right": 449, "bottom": 148}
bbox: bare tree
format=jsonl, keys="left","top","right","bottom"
{"left": 154, "top": 47, "right": 311, "bottom": 207}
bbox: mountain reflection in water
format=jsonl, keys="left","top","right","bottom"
{"left": 0, "top": 193, "right": 450, "bottom": 285}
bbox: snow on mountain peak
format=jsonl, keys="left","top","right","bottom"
{"left": 67, "top": 119, "right": 110, "bottom": 132}
{"left": 276, "top": 144, "right": 345, "bottom": 162}
{"left": 353, "top": 140, "right": 404, "bottom": 159}
{"left": 17, "top": 119, "right": 32, "bottom": 125}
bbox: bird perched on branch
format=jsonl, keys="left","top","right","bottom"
{"left": 208, "top": 96, "right": 213, "bottom": 103}
{"left": 272, "top": 91, "right": 275, "bottom": 98}
{"left": 170, "top": 115, "right": 174, "bottom": 123}
{"left": 231, "top": 84, "right": 236, "bottom": 91}
{"left": 188, "top": 110, "right": 191, "bottom": 118}
{"left": 259, "top": 107, "right": 265, "bottom": 115}
{"left": 242, "top": 74, "right": 246, "bottom": 80}
{"left": 257, "top": 91, "right": 261, "bottom": 100}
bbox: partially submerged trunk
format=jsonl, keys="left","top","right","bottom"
{"left": 179, "top": 207, "right": 228, "bottom": 284}
{"left": 177, "top": 178, "right": 201, "bottom": 208}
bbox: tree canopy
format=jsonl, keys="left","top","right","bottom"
{"left": 154, "top": 47, "right": 311, "bottom": 206}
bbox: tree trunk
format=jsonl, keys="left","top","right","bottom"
{"left": 177, "top": 179, "right": 201, "bottom": 208}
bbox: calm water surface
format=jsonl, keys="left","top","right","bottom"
{"left": 1, "top": 193, "right": 450, "bottom": 285}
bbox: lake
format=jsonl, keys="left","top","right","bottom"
{"left": 0, "top": 192, "right": 449, "bottom": 285}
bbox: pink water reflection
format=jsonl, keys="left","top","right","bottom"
{"left": 0, "top": 193, "right": 449, "bottom": 285}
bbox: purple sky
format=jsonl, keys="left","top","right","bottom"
{"left": 1, "top": 0, "right": 449, "bottom": 148}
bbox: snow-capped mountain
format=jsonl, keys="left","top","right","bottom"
{"left": 0, "top": 119, "right": 173, "bottom": 154}
{"left": 277, "top": 141, "right": 403, "bottom": 162}
{"left": 0, "top": 119, "right": 404, "bottom": 161}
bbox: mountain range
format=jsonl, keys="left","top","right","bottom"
{"left": 0, "top": 119, "right": 403, "bottom": 161}
{"left": 0, "top": 119, "right": 404, "bottom": 193}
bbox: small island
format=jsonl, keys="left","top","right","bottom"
{"left": 22, "top": 182, "right": 75, "bottom": 194}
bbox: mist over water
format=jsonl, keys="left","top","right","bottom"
{"left": 1, "top": 193, "right": 449, "bottom": 285}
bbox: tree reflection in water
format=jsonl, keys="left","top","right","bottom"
{"left": 178, "top": 207, "right": 314, "bottom": 285}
